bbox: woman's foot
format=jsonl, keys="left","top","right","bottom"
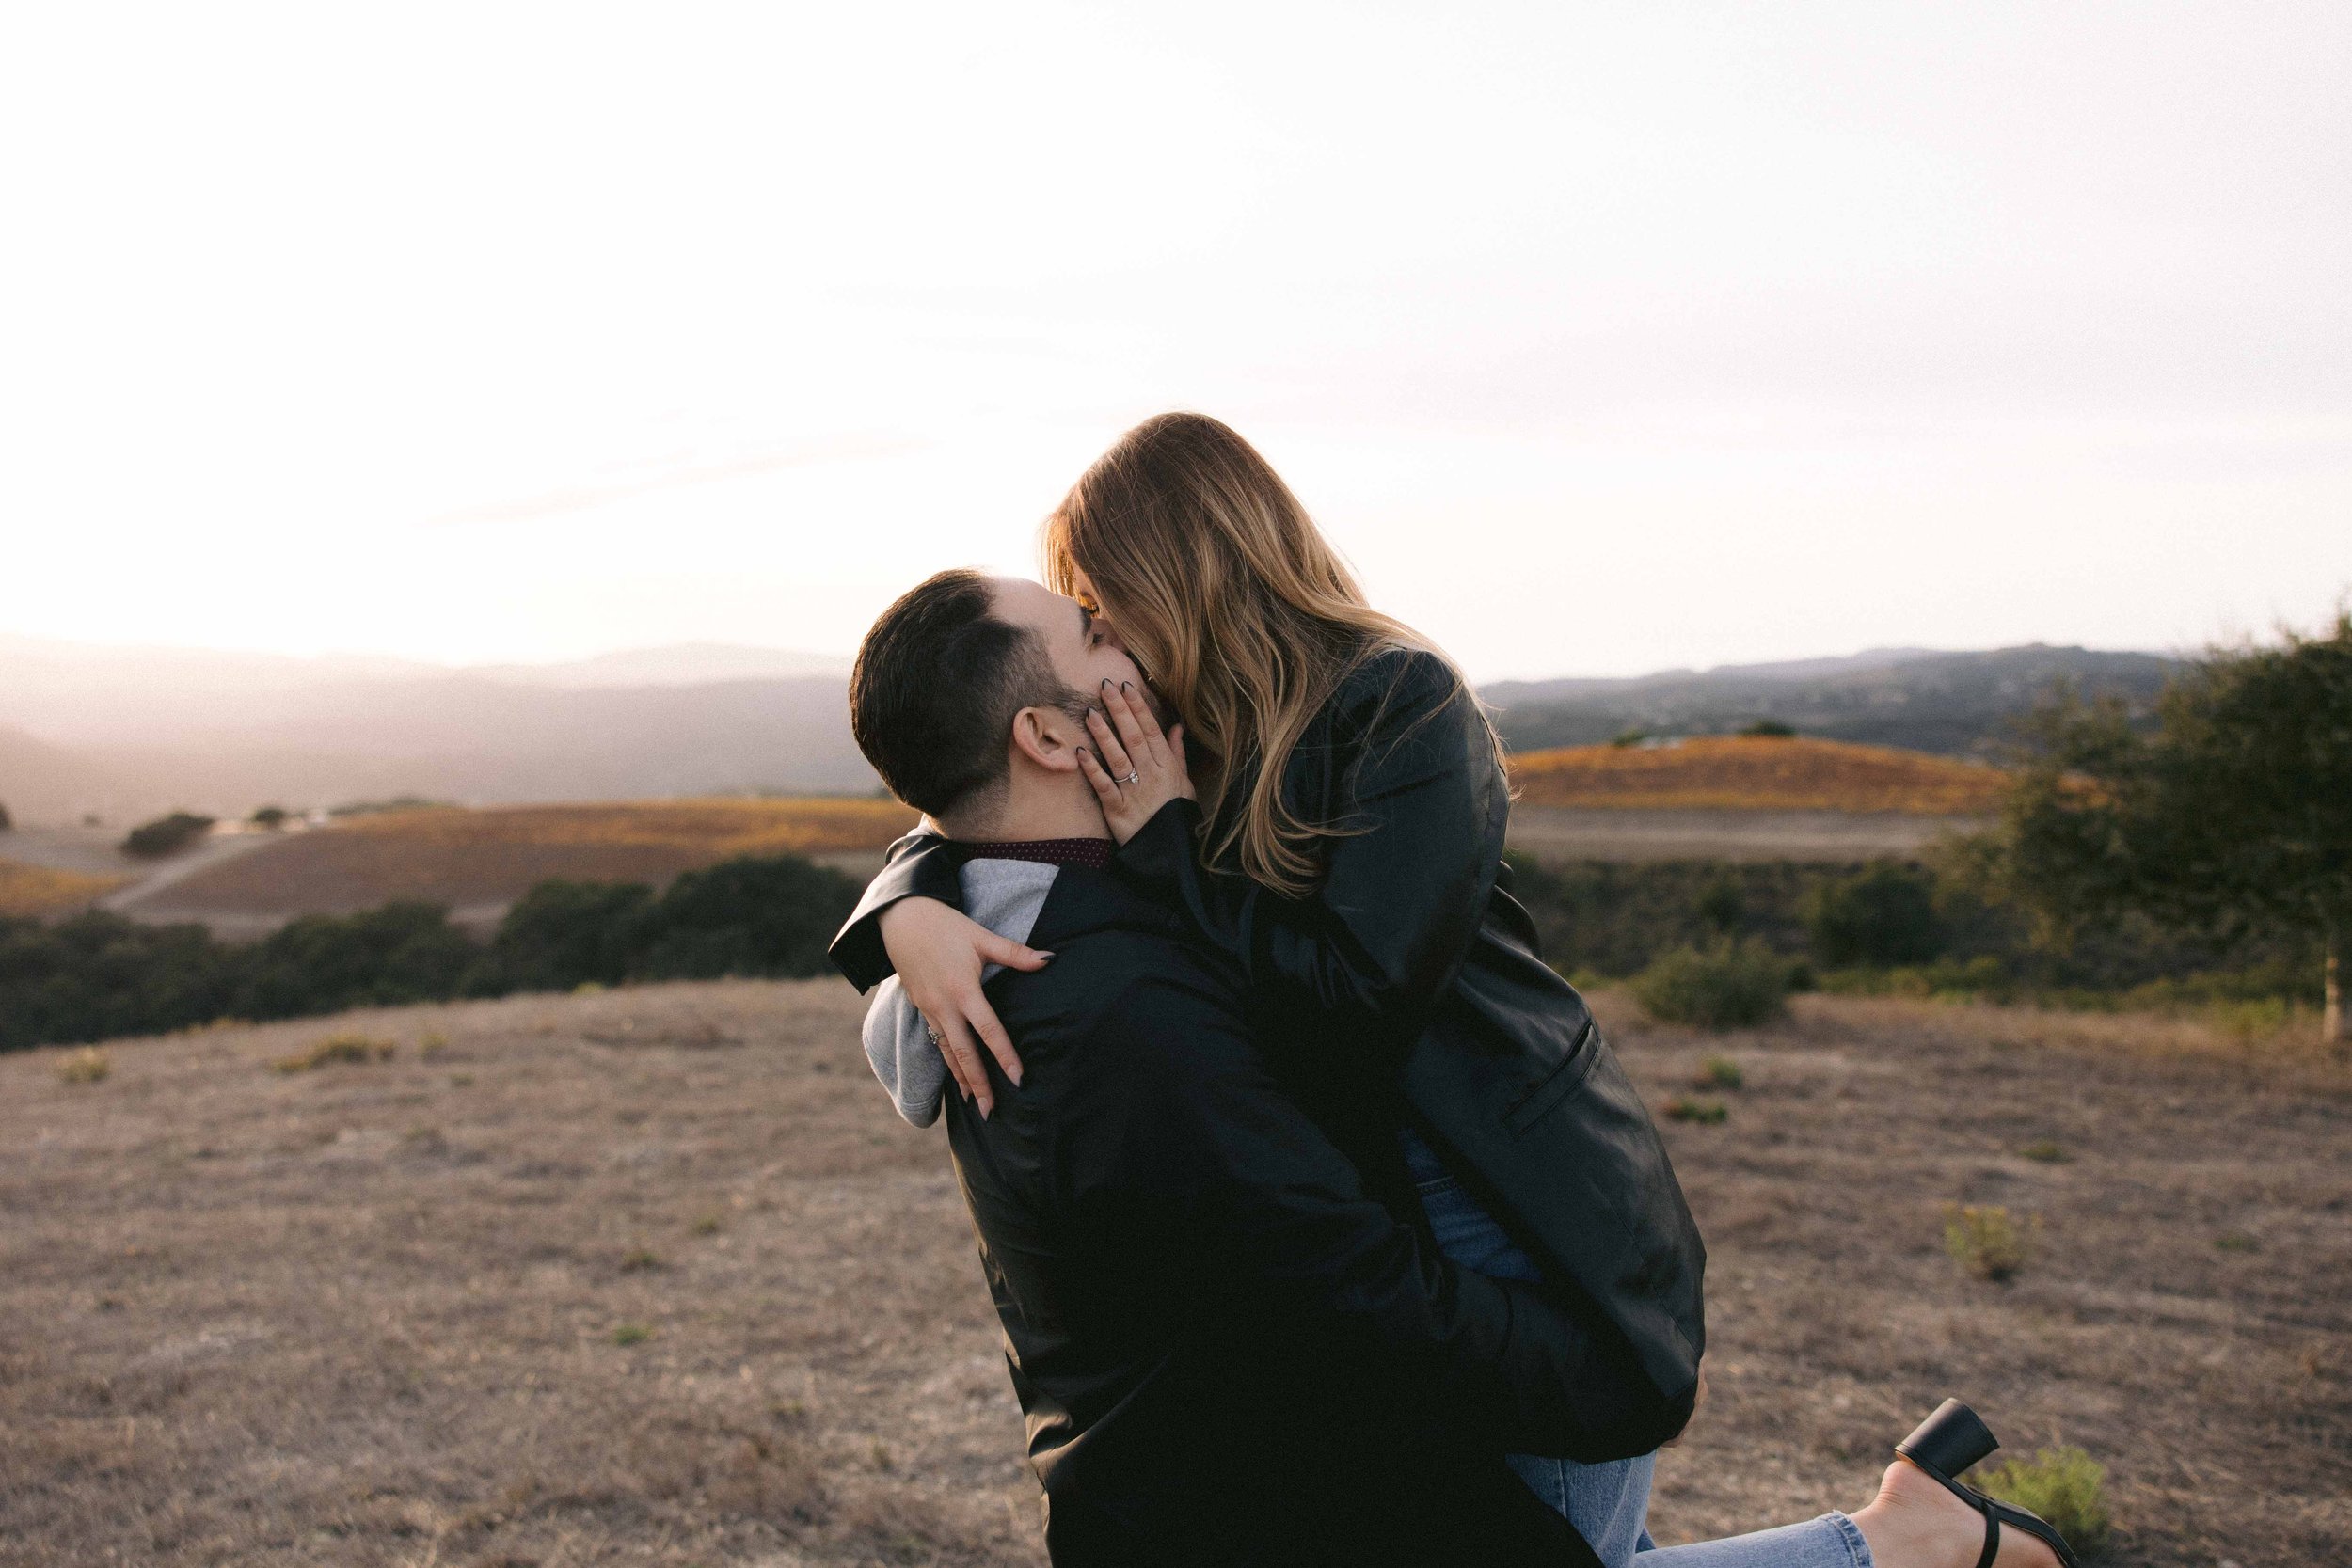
{"left": 1850, "top": 1456, "right": 2062, "bottom": 1568}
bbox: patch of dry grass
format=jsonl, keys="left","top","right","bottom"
{"left": 127, "top": 798, "right": 919, "bottom": 916}
{"left": 1510, "top": 736, "right": 2010, "bottom": 815}
{"left": 1, "top": 982, "right": 2344, "bottom": 1566}
{"left": 0, "top": 856, "right": 129, "bottom": 916}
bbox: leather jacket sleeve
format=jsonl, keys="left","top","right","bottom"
{"left": 1112, "top": 648, "right": 1505, "bottom": 1061}
{"left": 1065, "top": 965, "right": 1672, "bottom": 1461}
{"left": 828, "top": 831, "right": 966, "bottom": 992}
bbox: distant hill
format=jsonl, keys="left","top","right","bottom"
{"left": 1484, "top": 644, "right": 2181, "bottom": 758}
{"left": 0, "top": 632, "right": 2180, "bottom": 827}
{"left": 1510, "top": 736, "right": 2010, "bottom": 816}
{"left": 0, "top": 635, "right": 875, "bottom": 826}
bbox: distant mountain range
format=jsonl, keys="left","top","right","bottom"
{"left": 0, "top": 634, "right": 2179, "bottom": 828}
{"left": 1482, "top": 644, "right": 2182, "bottom": 757}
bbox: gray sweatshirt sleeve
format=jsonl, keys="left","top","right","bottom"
{"left": 859, "top": 857, "right": 1062, "bottom": 1130}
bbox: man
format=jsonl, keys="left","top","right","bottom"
{"left": 835, "top": 569, "right": 1676, "bottom": 1567}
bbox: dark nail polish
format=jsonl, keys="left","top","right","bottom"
{"left": 1121, "top": 681, "right": 1133, "bottom": 692}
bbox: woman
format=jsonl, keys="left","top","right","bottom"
{"left": 831, "top": 414, "right": 2073, "bottom": 1568}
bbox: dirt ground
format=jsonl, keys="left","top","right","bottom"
{"left": 2, "top": 982, "right": 2344, "bottom": 1566}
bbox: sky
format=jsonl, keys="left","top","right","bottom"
{"left": 3, "top": 2, "right": 2347, "bottom": 682}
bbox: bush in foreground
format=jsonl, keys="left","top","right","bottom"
{"left": 1631, "top": 942, "right": 1790, "bottom": 1029}
{"left": 1978, "top": 1447, "right": 2111, "bottom": 1556}
{"left": 1944, "top": 1203, "right": 2037, "bottom": 1282}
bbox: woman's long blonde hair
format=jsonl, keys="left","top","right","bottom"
{"left": 1042, "top": 412, "right": 1502, "bottom": 896}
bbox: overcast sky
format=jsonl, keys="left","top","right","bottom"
{"left": 3, "top": 2, "right": 2347, "bottom": 681}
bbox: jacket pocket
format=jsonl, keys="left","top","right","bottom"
{"left": 1501, "top": 1018, "right": 1600, "bottom": 1138}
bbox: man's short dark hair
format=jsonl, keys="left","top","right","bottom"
{"left": 850, "top": 570, "right": 1081, "bottom": 820}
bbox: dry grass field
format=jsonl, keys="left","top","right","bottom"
{"left": 0, "top": 857, "right": 130, "bottom": 917}
{"left": 5, "top": 982, "right": 2345, "bottom": 1567}
{"left": 119, "top": 800, "right": 920, "bottom": 921}
{"left": 1510, "top": 737, "right": 2012, "bottom": 816}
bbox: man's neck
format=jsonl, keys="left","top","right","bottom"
{"left": 939, "top": 783, "right": 1109, "bottom": 847}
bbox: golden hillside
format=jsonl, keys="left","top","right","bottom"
{"left": 1508, "top": 736, "right": 2010, "bottom": 816}
{"left": 129, "top": 799, "right": 920, "bottom": 916}
{"left": 0, "top": 858, "right": 129, "bottom": 917}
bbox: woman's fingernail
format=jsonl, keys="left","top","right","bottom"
{"left": 1008, "top": 1067, "right": 1024, "bottom": 1087}
{"left": 1121, "top": 681, "right": 1133, "bottom": 692}
{"left": 1035, "top": 950, "right": 1055, "bottom": 960}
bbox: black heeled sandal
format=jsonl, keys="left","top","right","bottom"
{"left": 1895, "top": 1399, "right": 2082, "bottom": 1568}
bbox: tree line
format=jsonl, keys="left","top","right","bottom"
{"left": 0, "top": 853, "right": 860, "bottom": 1053}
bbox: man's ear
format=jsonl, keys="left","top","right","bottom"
{"left": 1009, "top": 705, "right": 1084, "bottom": 774}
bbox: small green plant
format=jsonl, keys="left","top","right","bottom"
{"left": 1663, "top": 1096, "right": 1729, "bottom": 1125}
{"left": 2019, "top": 1140, "right": 2072, "bottom": 1164}
{"left": 691, "top": 1212, "right": 724, "bottom": 1236}
{"left": 1977, "top": 1446, "right": 2110, "bottom": 1555}
{"left": 1737, "top": 719, "right": 1796, "bottom": 737}
{"left": 1632, "top": 942, "right": 1790, "bottom": 1030}
{"left": 417, "top": 1029, "right": 450, "bottom": 1059}
{"left": 572, "top": 980, "right": 607, "bottom": 996}
{"left": 55, "top": 1047, "right": 112, "bottom": 1085}
{"left": 868, "top": 1440, "right": 894, "bottom": 1471}
{"left": 1610, "top": 728, "right": 1650, "bottom": 748}
{"left": 1692, "top": 1055, "right": 1744, "bottom": 1091}
{"left": 621, "top": 1247, "right": 663, "bottom": 1273}
{"left": 2215, "top": 1230, "right": 2259, "bottom": 1252}
{"left": 448, "top": 1072, "right": 475, "bottom": 1088}
{"left": 1944, "top": 1204, "right": 2037, "bottom": 1282}
{"left": 612, "top": 1323, "right": 652, "bottom": 1346}
{"left": 272, "top": 1032, "right": 396, "bottom": 1073}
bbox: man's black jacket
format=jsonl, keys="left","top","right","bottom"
{"left": 947, "top": 860, "right": 1642, "bottom": 1567}
{"left": 837, "top": 647, "right": 1706, "bottom": 1451}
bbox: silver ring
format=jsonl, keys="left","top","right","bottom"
{"left": 925, "top": 1023, "right": 944, "bottom": 1047}
{"left": 1120, "top": 771, "right": 1140, "bottom": 785}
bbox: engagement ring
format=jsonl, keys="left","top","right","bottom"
{"left": 1120, "top": 771, "right": 1140, "bottom": 784}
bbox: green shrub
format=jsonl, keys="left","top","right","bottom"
{"left": 632, "top": 853, "right": 860, "bottom": 981}
{"left": 241, "top": 903, "right": 478, "bottom": 1020}
{"left": 249, "top": 805, "right": 290, "bottom": 829}
{"left": 55, "top": 1046, "right": 110, "bottom": 1084}
{"left": 1944, "top": 1203, "right": 2037, "bottom": 1282}
{"left": 2019, "top": 1140, "right": 2071, "bottom": 1164}
{"left": 272, "top": 1031, "right": 396, "bottom": 1073}
{"left": 612, "top": 1323, "right": 653, "bottom": 1346}
{"left": 1663, "top": 1096, "right": 1729, "bottom": 1124}
{"left": 1693, "top": 1054, "right": 1744, "bottom": 1090}
{"left": 1694, "top": 874, "right": 1746, "bottom": 935}
{"left": 482, "top": 879, "right": 658, "bottom": 993}
{"left": 121, "top": 812, "right": 215, "bottom": 859}
{"left": 1977, "top": 1446, "right": 2110, "bottom": 1555}
{"left": 1804, "top": 863, "right": 1944, "bottom": 967}
{"left": 1737, "top": 719, "right": 1796, "bottom": 737}
{"left": 1631, "top": 942, "right": 1790, "bottom": 1029}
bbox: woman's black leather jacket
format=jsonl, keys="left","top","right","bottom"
{"left": 831, "top": 646, "right": 1706, "bottom": 1452}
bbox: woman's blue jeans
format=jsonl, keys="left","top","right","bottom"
{"left": 1400, "top": 1129, "right": 1869, "bottom": 1568}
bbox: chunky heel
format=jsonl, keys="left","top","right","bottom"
{"left": 1893, "top": 1400, "right": 2082, "bottom": 1568}
{"left": 1896, "top": 1398, "right": 2000, "bottom": 1478}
